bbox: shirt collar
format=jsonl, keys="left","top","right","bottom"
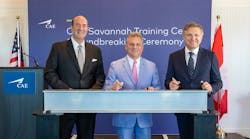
{"left": 185, "top": 46, "right": 199, "bottom": 55}
{"left": 126, "top": 55, "right": 141, "bottom": 64}
{"left": 71, "top": 36, "right": 85, "bottom": 49}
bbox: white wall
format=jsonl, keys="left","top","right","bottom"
{"left": 1, "top": 0, "right": 250, "bottom": 137}
{"left": 211, "top": 0, "right": 250, "bottom": 137}
{"left": 0, "top": 0, "right": 29, "bottom": 66}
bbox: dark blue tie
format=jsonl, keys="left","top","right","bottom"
{"left": 188, "top": 52, "right": 195, "bottom": 76}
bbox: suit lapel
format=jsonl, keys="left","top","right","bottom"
{"left": 192, "top": 48, "right": 204, "bottom": 79}
{"left": 82, "top": 43, "right": 91, "bottom": 75}
{"left": 66, "top": 40, "right": 81, "bottom": 73}
{"left": 122, "top": 57, "right": 136, "bottom": 86}
{"left": 179, "top": 49, "right": 191, "bottom": 80}
{"left": 137, "top": 58, "right": 145, "bottom": 87}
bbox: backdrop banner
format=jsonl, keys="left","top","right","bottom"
{"left": 28, "top": 0, "right": 211, "bottom": 134}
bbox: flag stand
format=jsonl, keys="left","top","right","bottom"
{"left": 16, "top": 16, "right": 21, "bottom": 67}
{"left": 214, "top": 15, "right": 226, "bottom": 139}
{"left": 9, "top": 16, "right": 24, "bottom": 67}
{"left": 216, "top": 125, "right": 226, "bottom": 138}
{"left": 216, "top": 90, "right": 226, "bottom": 138}
{"left": 212, "top": 15, "right": 226, "bottom": 139}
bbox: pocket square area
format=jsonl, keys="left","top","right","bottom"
{"left": 92, "top": 58, "right": 98, "bottom": 62}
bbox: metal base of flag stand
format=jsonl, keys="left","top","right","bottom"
{"left": 216, "top": 126, "right": 226, "bottom": 138}
{"left": 213, "top": 110, "right": 226, "bottom": 139}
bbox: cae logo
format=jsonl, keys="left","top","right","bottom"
{"left": 8, "top": 78, "right": 28, "bottom": 88}
{"left": 4, "top": 71, "right": 35, "bottom": 94}
{"left": 38, "top": 19, "right": 56, "bottom": 29}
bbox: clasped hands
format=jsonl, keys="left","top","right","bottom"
{"left": 112, "top": 80, "right": 155, "bottom": 91}
{"left": 112, "top": 80, "right": 124, "bottom": 90}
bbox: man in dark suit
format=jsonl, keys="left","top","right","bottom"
{"left": 165, "top": 22, "right": 222, "bottom": 139}
{"left": 45, "top": 15, "right": 105, "bottom": 139}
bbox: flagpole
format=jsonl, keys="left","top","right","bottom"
{"left": 16, "top": 16, "right": 21, "bottom": 67}
{"left": 216, "top": 14, "right": 221, "bottom": 127}
{"left": 215, "top": 15, "right": 226, "bottom": 139}
{"left": 216, "top": 15, "right": 220, "bottom": 27}
{"left": 215, "top": 16, "right": 221, "bottom": 127}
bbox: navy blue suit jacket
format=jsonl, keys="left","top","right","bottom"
{"left": 165, "top": 47, "right": 222, "bottom": 110}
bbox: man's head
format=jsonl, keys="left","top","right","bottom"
{"left": 125, "top": 32, "right": 144, "bottom": 60}
{"left": 71, "top": 16, "right": 88, "bottom": 44}
{"left": 183, "top": 22, "right": 204, "bottom": 51}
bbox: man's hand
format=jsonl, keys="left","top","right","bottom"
{"left": 146, "top": 86, "right": 155, "bottom": 91}
{"left": 200, "top": 81, "right": 212, "bottom": 93}
{"left": 169, "top": 77, "right": 181, "bottom": 90}
{"left": 112, "top": 80, "right": 124, "bottom": 90}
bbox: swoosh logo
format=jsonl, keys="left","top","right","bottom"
{"left": 38, "top": 19, "right": 52, "bottom": 25}
{"left": 8, "top": 78, "right": 24, "bottom": 84}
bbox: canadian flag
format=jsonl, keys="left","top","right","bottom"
{"left": 212, "top": 24, "right": 223, "bottom": 67}
{"left": 212, "top": 23, "right": 228, "bottom": 120}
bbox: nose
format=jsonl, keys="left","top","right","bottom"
{"left": 79, "top": 25, "right": 84, "bottom": 30}
{"left": 190, "top": 35, "right": 196, "bottom": 41}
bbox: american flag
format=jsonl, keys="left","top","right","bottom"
{"left": 9, "top": 23, "right": 24, "bottom": 67}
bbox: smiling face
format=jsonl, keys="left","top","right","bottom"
{"left": 125, "top": 33, "right": 144, "bottom": 60}
{"left": 183, "top": 23, "right": 204, "bottom": 51}
{"left": 71, "top": 16, "right": 88, "bottom": 44}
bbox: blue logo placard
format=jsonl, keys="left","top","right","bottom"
{"left": 4, "top": 71, "right": 35, "bottom": 94}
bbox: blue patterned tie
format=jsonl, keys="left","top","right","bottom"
{"left": 188, "top": 52, "right": 195, "bottom": 76}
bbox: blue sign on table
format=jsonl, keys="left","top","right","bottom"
{"left": 4, "top": 71, "right": 35, "bottom": 94}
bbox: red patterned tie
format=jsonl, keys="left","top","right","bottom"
{"left": 132, "top": 60, "right": 138, "bottom": 84}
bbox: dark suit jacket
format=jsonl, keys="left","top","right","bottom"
{"left": 45, "top": 39, "right": 105, "bottom": 90}
{"left": 165, "top": 47, "right": 222, "bottom": 110}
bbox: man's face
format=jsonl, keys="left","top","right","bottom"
{"left": 71, "top": 16, "right": 88, "bottom": 43}
{"left": 183, "top": 27, "right": 203, "bottom": 50}
{"left": 125, "top": 36, "right": 144, "bottom": 60}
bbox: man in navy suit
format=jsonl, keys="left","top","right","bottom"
{"left": 104, "top": 32, "right": 161, "bottom": 139}
{"left": 45, "top": 15, "right": 105, "bottom": 139}
{"left": 165, "top": 22, "right": 222, "bottom": 139}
